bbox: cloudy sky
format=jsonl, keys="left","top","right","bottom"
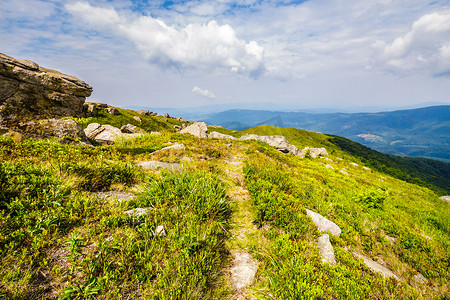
{"left": 1, "top": 0, "right": 450, "bottom": 112}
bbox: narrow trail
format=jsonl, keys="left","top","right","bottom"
{"left": 223, "top": 152, "right": 261, "bottom": 299}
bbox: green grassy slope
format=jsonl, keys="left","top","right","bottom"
{"left": 0, "top": 115, "right": 448, "bottom": 299}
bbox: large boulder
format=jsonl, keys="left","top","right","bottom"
{"left": 180, "top": 122, "right": 208, "bottom": 138}
{"left": 22, "top": 118, "right": 88, "bottom": 143}
{"left": 299, "top": 147, "right": 328, "bottom": 158}
{"left": 0, "top": 53, "right": 92, "bottom": 127}
{"left": 120, "top": 124, "right": 145, "bottom": 134}
{"left": 208, "top": 131, "right": 236, "bottom": 140}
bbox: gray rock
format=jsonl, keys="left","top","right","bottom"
{"left": 87, "top": 124, "right": 122, "bottom": 144}
{"left": 325, "top": 164, "right": 335, "bottom": 170}
{"left": 120, "top": 124, "right": 145, "bottom": 134}
{"left": 133, "top": 116, "right": 142, "bottom": 122}
{"left": 173, "top": 125, "right": 182, "bottom": 131}
{"left": 354, "top": 252, "right": 400, "bottom": 280}
{"left": 306, "top": 209, "right": 341, "bottom": 236}
{"left": 137, "top": 110, "right": 150, "bottom": 115}
{"left": 82, "top": 103, "right": 98, "bottom": 117}
{"left": 138, "top": 161, "right": 181, "bottom": 171}
{"left": 154, "top": 225, "right": 166, "bottom": 237}
{"left": 384, "top": 235, "right": 396, "bottom": 245}
{"left": 150, "top": 131, "right": 161, "bottom": 135}
{"left": 239, "top": 134, "right": 299, "bottom": 155}
{"left": 317, "top": 234, "right": 337, "bottom": 265}
{"left": 439, "top": 196, "right": 450, "bottom": 203}
{"left": 340, "top": 170, "right": 349, "bottom": 175}
{"left": 299, "top": 147, "right": 329, "bottom": 158}
{"left": 350, "top": 162, "right": 359, "bottom": 167}
{"left": 208, "top": 131, "right": 236, "bottom": 140}
{"left": 124, "top": 207, "right": 151, "bottom": 218}
{"left": 363, "top": 166, "right": 371, "bottom": 171}
{"left": 106, "top": 107, "right": 119, "bottom": 115}
{"left": 413, "top": 273, "right": 427, "bottom": 284}
{"left": 180, "top": 122, "right": 208, "bottom": 138}
{"left": 230, "top": 251, "right": 258, "bottom": 290}
{"left": 84, "top": 123, "right": 104, "bottom": 139}
{"left": 151, "top": 143, "right": 185, "bottom": 155}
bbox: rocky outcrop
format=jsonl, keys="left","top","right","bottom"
{"left": 23, "top": 118, "right": 88, "bottom": 143}
{"left": 439, "top": 196, "right": 450, "bottom": 203}
{"left": 0, "top": 53, "right": 92, "bottom": 127}
{"left": 306, "top": 209, "right": 341, "bottom": 236}
{"left": 180, "top": 122, "right": 208, "bottom": 138}
{"left": 150, "top": 143, "right": 185, "bottom": 155}
{"left": 317, "top": 234, "right": 337, "bottom": 265}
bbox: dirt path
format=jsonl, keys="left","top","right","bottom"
{"left": 223, "top": 153, "right": 261, "bottom": 299}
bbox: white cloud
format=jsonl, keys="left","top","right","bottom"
{"left": 66, "top": 1, "right": 266, "bottom": 78}
{"left": 192, "top": 86, "right": 216, "bottom": 98}
{"left": 371, "top": 10, "right": 450, "bottom": 76}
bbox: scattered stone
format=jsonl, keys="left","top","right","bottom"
{"left": 0, "top": 126, "right": 23, "bottom": 142}
{"left": 154, "top": 225, "right": 166, "bottom": 237}
{"left": 340, "top": 170, "right": 349, "bottom": 175}
{"left": 230, "top": 251, "right": 258, "bottom": 291}
{"left": 150, "top": 112, "right": 158, "bottom": 116}
{"left": 363, "top": 166, "right": 371, "bottom": 171}
{"left": 151, "top": 131, "right": 161, "bottom": 135}
{"left": 317, "top": 234, "right": 337, "bottom": 265}
{"left": 413, "top": 273, "right": 427, "bottom": 284}
{"left": 299, "top": 147, "right": 329, "bottom": 158}
{"left": 164, "top": 113, "right": 170, "bottom": 118}
{"left": 180, "top": 122, "right": 208, "bottom": 138}
{"left": 384, "top": 235, "right": 396, "bottom": 245}
{"left": 106, "top": 107, "right": 120, "bottom": 115}
{"left": 133, "top": 116, "right": 142, "bottom": 122}
{"left": 0, "top": 53, "right": 92, "bottom": 127}
{"left": 354, "top": 252, "right": 400, "bottom": 280}
{"left": 325, "top": 164, "right": 335, "bottom": 170}
{"left": 439, "top": 196, "right": 450, "bottom": 203}
{"left": 321, "top": 157, "right": 333, "bottom": 162}
{"left": 83, "top": 103, "right": 98, "bottom": 117}
{"left": 94, "top": 191, "right": 136, "bottom": 202}
{"left": 151, "top": 143, "right": 185, "bottom": 155}
{"left": 208, "top": 131, "right": 237, "bottom": 140}
{"left": 124, "top": 207, "right": 151, "bottom": 219}
{"left": 306, "top": 209, "right": 341, "bottom": 236}
{"left": 138, "top": 161, "right": 181, "bottom": 171}
{"left": 173, "top": 125, "right": 182, "bottom": 131}
{"left": 137, "top": 110, "right": 150, "bottom": 115}
{"left": 350, "top": 162, "right": 359, "bottom": 167}
{"left": 85, "top": 123, "right": 122, "bottom": 144}
{"left": 161, "top": 118, "right": 168, "bottom": 122}
{"left": 120, "top": 124, "right": 145, "bottom": 134}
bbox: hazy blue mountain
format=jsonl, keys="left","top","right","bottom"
{"left": 201, "top": 106, "right": 450, "bottom": 161}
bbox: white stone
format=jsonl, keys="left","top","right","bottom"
{"left": 138, "top": 161, "right": 180, "bottom": 171}
{"left": 180, "top": 122, "right": 208, "bottom": 138}
{"left": 230, "top": 251, "right": 258, "bottom": 290}
{"left": 354, "top": 252, "right": 400, "bottom": 280}
{"left": 208, "top": 131, "right": 236, "bottom": 140}
{"left": 325, "top": 164, "right": 335, "bottom": 170}
{"left": 439, "top": 196, "right": 450, "bottom": 203}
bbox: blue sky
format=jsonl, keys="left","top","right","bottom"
{"left": 1, "top": 0, "right": 450, "bottom": 111}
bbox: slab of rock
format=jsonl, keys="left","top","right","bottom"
{"left": 354, "top": 252, "right": 400, "bottom": 280}
{"left": 124, "top": 207, "right": 151, "bottom": 219}
{"left": 151, "top": 143, "right": 185, "bottom": 155}
{"left": 208, "top": 131, "right": 237, "bottom": 140}
{"left": 180, "top": 122, "right": 208, "bottom": 138}
{"left": 317, "top": 234, "right": 337, "bottom": 265}
{"left": 384, "top": 235, "right": 396, "bottom": 245}
{"left": 154, "top": 225, "right": 166, "bottom": 237}
{"left": 133, "top": 116, "right": 142, "bottom": 122}
{"left": 138, "top": 161, "right": 181, "bottom": 171}
{"left": 120, "top": 124, "right": 145, "bottom": 134}
{"left": 340, "top": 170, "right": 349, "bottom": 175}
{"left": 325, "top": 164, "right": 335, "bottom": 170}
{"left": 239, "top": 134, "right": 299, "bottom": 155}
{"left": 0, "top": 53, "right": 92, "bottom": 127}
{"left": 230, "top": 251, "right": 258, "bottom": 290}
{"left": 137, "top": 110, "right": 150, "bottom": 115}
{"left": 306, "top": 209, "right": 341, "bottom": 236}
{"left": 106, "top": 107, "right": 119, "bottom": 115}
{"left": 439, "top": 196, "right": 450, "bottom": 203}
{"left": 350, "top": 162, "right": 359, "bottom": 167}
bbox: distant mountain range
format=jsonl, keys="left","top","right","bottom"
{"left": 199, "top": 106, "right": 450, "bottom": 162}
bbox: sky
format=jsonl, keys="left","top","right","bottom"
{"left": 1, "top": 0, "right": 450, "bottom": 112}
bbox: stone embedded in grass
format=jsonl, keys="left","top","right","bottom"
{"left": 120, "top": 124, "right": 145, "bottom": 134}
{"left": 350, "top": 162, "right": 359, "bottom": 167}
{"left": 138, "top": 161, "right": 181, "bottom": 171}
{"left": 150, "top": 143, "right": 185, "bottom": 155}
{"left": 94, "top": 191, "right": 136, "bottom": 202}
{"left": 413, "top": 272, "right": 427, "bottom": 284}
{"left": 363, "top": 166, "right": 371, "bottom": 171}
{"left": 306, "top": 209, "right": 341, "bottom": 236}
{"left": 239, "top": 134, "right": 299, "bottom": 155}
{"left": 180, "top": 122, "right": 208, "bottom": 138}
{"left": 124, "top": 207, "right": 151, "bottom": 218}
{"left": 298, "top": 147, "right": 329, "bottom": 158}
{"left": 354, "top": 252, "right": 400, "bottom": 280}
{"left": 340, "top": 170, "right": 349, "bottom": 175}
{"left": 384, "top": 235, "right": 396, "bottom": 245}
{"left": 133, "top": 116, "right": 142, "bottom": 122}
{"left": 439, "top": 196, "right": 450, "bottom": 203}
{"left": 154, "top": 225, "right": 166, "bottom": 237}
{"left": 230, "top": 251, "right": 258, "bottom": 291}
{"left": 317, "top": 234, "right": 337, "bottom": 265}
{"left": 325, "top": 164, "right": 334, "bottom": 170}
